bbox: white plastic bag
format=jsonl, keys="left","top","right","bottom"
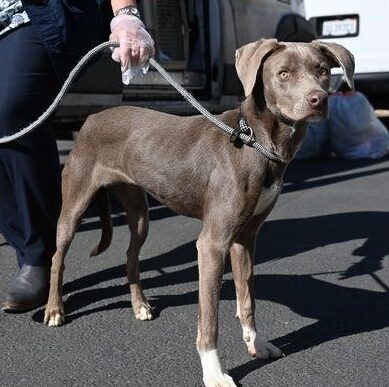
{"left": 329, "top": 92, "right": 389, "bottom": 159}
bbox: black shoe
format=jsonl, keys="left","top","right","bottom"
{"left": 2, "top": 265, "right": 50, "bottom": 313}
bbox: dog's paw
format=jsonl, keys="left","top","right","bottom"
{"left": 200, "top": 349, "right": 236, "bottom": 387}
{"left": 203, "top": 373, "right": 237, "bottom": 387}
{"left": 44, "top": 305, "right": 65, "bottom": 327}
{"left": 243, "top": 326, "right": 283, "bottom": 359}
{"left": 134, "top": 303, "right": 154, "bottom": 321}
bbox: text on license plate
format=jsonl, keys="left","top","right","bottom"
{"left": 322, "top": 18, "right": 358, "bottom": 37}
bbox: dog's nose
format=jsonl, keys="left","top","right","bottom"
{"left": 307, "top": 91, "right": 327, "bottom": 109}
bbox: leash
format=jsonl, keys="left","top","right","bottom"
{"left": 0, "top": 41, "right": 285, "bottom": 164}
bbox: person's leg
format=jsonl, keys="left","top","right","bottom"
{"left": 0, "top": 128, "right": 61, "bottom": 265}
{"left": 0, "top": 25, "right": 62, "bottom": 311}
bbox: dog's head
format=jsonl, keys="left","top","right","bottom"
{"left": 235, "top": 39, "right": 355, "bottom": 123}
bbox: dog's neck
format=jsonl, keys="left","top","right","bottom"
{"left": 240, "top": 89, "right": 308, "bottom": 164}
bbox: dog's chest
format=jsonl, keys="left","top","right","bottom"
{"left": 253, "top": 183, "right": 282, "bottom": 216}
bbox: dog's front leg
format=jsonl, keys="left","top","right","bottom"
{"left": 230, "top": 231, "right": 283, "bottom": 359}
{"left": 196, "top": 234, "right": 236, "bottom": 387}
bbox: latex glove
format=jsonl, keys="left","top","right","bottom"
{"left": 110, "top": 14, "right": 155, "bottom": 85}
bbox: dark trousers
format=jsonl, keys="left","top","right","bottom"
{"left": 0, "top": 25, "right": 62, "bottom": 267}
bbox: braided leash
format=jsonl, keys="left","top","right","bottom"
{"left": 0, "top": 41, "right": 285, "bottom": 164}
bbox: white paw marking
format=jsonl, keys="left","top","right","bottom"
{"left": 242, "top": 325, "right": 283, "bottom": 359}
{"left": 243, "top": 325, "right": 257, "bottom": 357}
{"left": 204, "top": 373, "right": 237, "bottom": 387}
{"left": 135, "top": 304, "right": 153, "bottom": 321}
{"left": 47, "top": 312, "right": 64, "bottom": 327}
{"left": 199, "top": 349, "right": 237, "bottom": 387}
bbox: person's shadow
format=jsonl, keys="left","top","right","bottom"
{"left": 257, "top": 211, "right": 389, "bottom": 282}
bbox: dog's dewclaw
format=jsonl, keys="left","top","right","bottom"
{"left": 235, "top": 302, "right": 240, "bottom": 320}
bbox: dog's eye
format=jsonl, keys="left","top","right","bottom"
{"left": 319, "top": 67, "right": 330, "bottom": 77}
{"left": 278, "top": 70, "right": 289, "bottom": 80}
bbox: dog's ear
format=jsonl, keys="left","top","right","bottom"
{"left": 235, "top": 39, "right": 279, "bottom": 97}
{"left": 312, "top": 40, "right": 355, "bottom": 89}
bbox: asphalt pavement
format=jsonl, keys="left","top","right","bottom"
{"left": 1, "top": 138, "right": 389, "bottom": 386}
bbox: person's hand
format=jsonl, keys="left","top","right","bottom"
{"left": 110, "top": 14, "right": 155, "bottom": 84}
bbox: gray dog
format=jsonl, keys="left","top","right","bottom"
{"left": 44, "top": 39, "right": 354, "bottom": 386}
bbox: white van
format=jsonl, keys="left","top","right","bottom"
{"left": 303, "top": 0, "right": 389, "bottom": 94}
{"left": 59, "top": 0, "right": 309, "bottom": 123}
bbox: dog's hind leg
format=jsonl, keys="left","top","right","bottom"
{"left": 44, "top": 166, "right": 98, "bottom": 327}
{"left": 111, "top": 184, "right": 153, "bottom": 321}
{"left": 230, "top": 225, "right": 283, "bottom": 359}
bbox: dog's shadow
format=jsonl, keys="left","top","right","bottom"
{"left": 32, "top": 211, "right": 389, "bottom": 383}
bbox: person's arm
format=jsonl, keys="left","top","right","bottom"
{"left": 109, "top": 0, "right": 155, "bottom": 84}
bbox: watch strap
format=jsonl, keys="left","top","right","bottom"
{"left": 113, "top": 5, "right": 141, "bottom": 19}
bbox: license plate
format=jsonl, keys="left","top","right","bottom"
{"left": 322, "top": 17, "right": 358, "bottom": 37}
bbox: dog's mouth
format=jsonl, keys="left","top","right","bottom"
{"left": 274, "top": 110, "right": 326, "bottom": 126}
{"left": 269, "top": 105, "right": 299, "bottom": 126}
{"left": 280, "top": 104, "right": 328, "bottom": 124}
{"left": 303, "top": 109, "right": 328, "bottom": 122}
{"left": 304, "top": 105, "right": 329, "bottom": 122}
{"left": 271, "top": 101, "right": 329, "bottom": 126}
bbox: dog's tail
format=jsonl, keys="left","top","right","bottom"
{"left": 90, "top": 187, "right": 113, "bottom": 257}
